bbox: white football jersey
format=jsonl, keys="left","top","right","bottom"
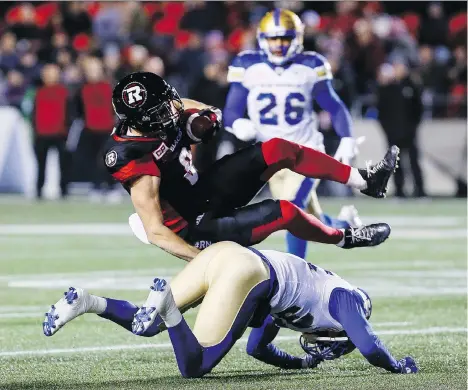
{"left": 260, "top": 249, "right": 355, "bottom": 333}
{"left": 227, "top": 50, "right": 332, "bottom": 148}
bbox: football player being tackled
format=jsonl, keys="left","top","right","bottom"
{"left": 43, "top": 242, "right": 418, "bottom": 377}
{"left": 105, "top": 72, "right": 399, "bottom": 261}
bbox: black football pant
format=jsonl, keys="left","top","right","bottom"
{"left": 182, "top": 143, "right": 282, "bottom": 247}
{"left": 34, "top": 136, "right": 70, "bottom": 198}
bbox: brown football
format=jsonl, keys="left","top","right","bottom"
{"left": 189, "top": 113, "right": 213, "bottom": 140}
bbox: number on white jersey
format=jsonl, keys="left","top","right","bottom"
{"left": 256, "top": 92, "right": 306, "bottom": 126}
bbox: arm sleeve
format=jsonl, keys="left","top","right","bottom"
{"left": 329, "top": 289, "right": 402, "bottom": 373}
{"left": 313, "top": 79, "right": 353, "bottom": 138}
{"left": 223, "top": 82, "right": 249, "bottom": 129}
{"left": 246, "top": 315, "right": 304, "bottom": 369}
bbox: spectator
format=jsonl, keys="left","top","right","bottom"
{"left": 448, "top": 45, "right": 467, "bottom": 86}
{"left": 143, "top": 56, "right": 165, "bottom": 77}
{"left": 420, "top": 2, "right": 448, "bottom": 47}
{"left": 75, "top": 57, "right": 116, "bottom": 200}
{"left": 10, "top": 3, "right": 41, "bottom": 41}
{"left": 18, "top": 51, "right": 42, "bottom": 85}
{"left": 127, "top": 44, "right": 149, "bottom": 73}
{"left": 4, "top": 70, "right": 26, "bottom": 110}
{"left": 123, "top": 2, "right": 151, "bottom": 44}
{"left": 377, "top": 61, "right": 425, "bottom": 197}
{"left": 346, "top": 18, "right": 385, "bottom": 94}
{"left": 0, "top": 32, "right": 19, "bottom": 73}
{"left": 62, "top": 2, "right": 92, "bottom": 38}
{"left": 93, "top": 3, "right": 124, "bottom": 48}
{"left": 32, "top": 64, "right": 70, "bottom": 199}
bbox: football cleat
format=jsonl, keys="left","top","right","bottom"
{"left": 341, "top": 223, "right": 391, "bottom": 249}
{"left": 43, "top": 287, "right": 91, "bottom": 337}
{"left": 337, "top": 205, "right": 364, "bottom": 229}
{"left": 359, "top": 145, "right": 400, "bottom": 198}
{"left": 398, "top": 356, "right": 419, "bottom": 374}
{"left": 132, "top": 278, "right": 175, "bottom": 336}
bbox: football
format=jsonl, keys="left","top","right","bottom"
{"left": 190, "top": 113, "right": 213, "bottom": 140}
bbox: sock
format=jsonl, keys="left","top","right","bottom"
{"left": 346, "top": 168, "right": 367, "bottom": 190}
{"left": 98, "top": 298, "right": 164, "bottom": 336}
{"left": 335, "top": 229, "right": 346, "bottom": 247}
{"left": 160, "top": 301, "right": 183, "bottom": 328}
{"left": 261, "top": 138, "right": 351, "bottom": 183}
{"left": 88, "top": 295, "right": 107, "bottom": 314}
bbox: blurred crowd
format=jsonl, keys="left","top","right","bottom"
{"left": 0, "top": 1, "right": 466, "bottom": 200}
{"left": 0, "top": 1, "right": 466, "bottom": 118}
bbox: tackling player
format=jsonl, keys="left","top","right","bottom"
{"left": 104, "top": 72, "right": 399, "bottom": 261}
{"left": 223, "top": 9, "right": 365, "bottom": 259}
{"left": 43, "top": 242, "right": 418, "bottom": 377}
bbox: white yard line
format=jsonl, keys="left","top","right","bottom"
{"left": 0, "top": 327, "right": 465, "bottom": 358}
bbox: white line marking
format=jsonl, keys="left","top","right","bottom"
{"left": 0, "top": 327, "right": 465, "bottom": 358}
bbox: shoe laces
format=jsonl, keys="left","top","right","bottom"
{"left": 350, "top": 226, "right": 374, "bottom": 243}
{"left": 365, "top": 159, "right": 385, "bottom": 177}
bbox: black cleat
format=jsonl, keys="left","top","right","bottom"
{"left": 341, "top": 223, "right": 391, "bottom": 249}
{"left": 359, "top": 145, "right": 400, "bottom": 198}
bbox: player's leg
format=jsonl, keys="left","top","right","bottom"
{"left": 43, "top": 250, "right": 215, "bottom": 338}
{"left": 269, "top": 169, "right": 314, "bottom": 258}
{"left": 42, "top": 287, "right": 167, "bottom": 337}
{"left": 188, "top": 199, "right": 390, "bottom": 249}
{"left": 33, "top": 137, "right": 49, "bottom": 199}
{"left": 133, "top": 243, "right": 272, "bottom": 378}
{"left": 188, "top": 199, "right": 344, "bottom": 247}
{"left": 261, "top": 138, "right": 399, "bottom": 199}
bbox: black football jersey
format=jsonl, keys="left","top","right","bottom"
{"left": 103, "top": 120, "right": 205, "bottom": 226}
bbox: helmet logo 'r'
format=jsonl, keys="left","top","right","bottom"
{"left": 122, "top": 81, "right": 147, "bottom": 108}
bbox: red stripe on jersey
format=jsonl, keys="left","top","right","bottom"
{"left": 112, "top": 133, "right": 161, "bottom": 143}
{"left": 161, "top": 200, "right": 188, "bottom": 233}
{"left": 112, "top": 155, "right": 160, "bottom": 183}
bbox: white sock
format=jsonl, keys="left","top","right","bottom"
{"left": 346, "top": 168, "right": 367, "bottom": 190}
{"left": 161, "top": 304, "right": 183, "bottom": 328}
{"left": 335, "top": 229, "right": 346, "bottom": 247}
{"left": 88, "top": 295, "right": 107, "bottom": 314}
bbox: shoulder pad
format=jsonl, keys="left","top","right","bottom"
{"left": 294, "top": 52, "right": 333, "bottom": 81}
{"left": 228, "top": 51, "right": 264, "bottom": 83}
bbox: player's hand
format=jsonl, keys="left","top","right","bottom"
{"left": 334, "top": 137, "right": 356, "bottom": 165}
{"left": 301, "top": 354, "right": 323, "bottom": 369}
{"left": 398, "top": 356, "right": 419, "bottom": 374}
{"left": 227, "top": 118, "right": 257, "bottom": 142}
{"left": 198, "top": 107, "right": 222, "bottom": 143}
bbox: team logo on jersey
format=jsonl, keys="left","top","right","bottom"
{"left": 122, "top": 82, "right": 147, "bottom": 108}
{"left": 153, "top": 142, "right": 169, "bottom": 160}
{"left": 105, "top": 150, "right": 117, "bottom": 167}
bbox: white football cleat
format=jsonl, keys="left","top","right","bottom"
{"left": 43, "top": 287, "right": 93, "bottom": 337}
{"left": 338, "top": 205, "right": 364, "bottom": 229}
{"left": 132, "top": 278, "right": 177, "bottom": 335}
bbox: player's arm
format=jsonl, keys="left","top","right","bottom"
{"left": 130, "top": 175, "right": 200, "bottom": 262}
{"left": 246, "top": 316, "right": 313, "bottom": 369}
{"left": 311, "top": 57, "right": 355, "bottom": 165}
{"left": 330, "top": 289, "right": 418, "bottom": 374}
{"left": 223, "top": 55, "right": 256, "bottom": 142}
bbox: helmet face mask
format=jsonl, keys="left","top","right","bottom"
{"left": 257, "top": 9, "right": 304, "bottom": 65}
{"left": 112, "top": 72, "right": 184, "bottom": 138}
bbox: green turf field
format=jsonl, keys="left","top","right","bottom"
{"left": 0, "top": 197, "right": 466, "bottom": 390}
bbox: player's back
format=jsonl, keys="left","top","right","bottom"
{"left": 260, "top": 249, "right": 354, "bottom": 333}
{"left": 228, "top": 50, "right": 332, "bottom": 147}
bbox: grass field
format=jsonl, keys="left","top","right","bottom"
{"left": 0, "top": 197, "right": 466, "bottom": 390}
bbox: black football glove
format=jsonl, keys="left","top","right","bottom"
{"left": 198, "top": 107, "right": 222, "bottom": 143}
